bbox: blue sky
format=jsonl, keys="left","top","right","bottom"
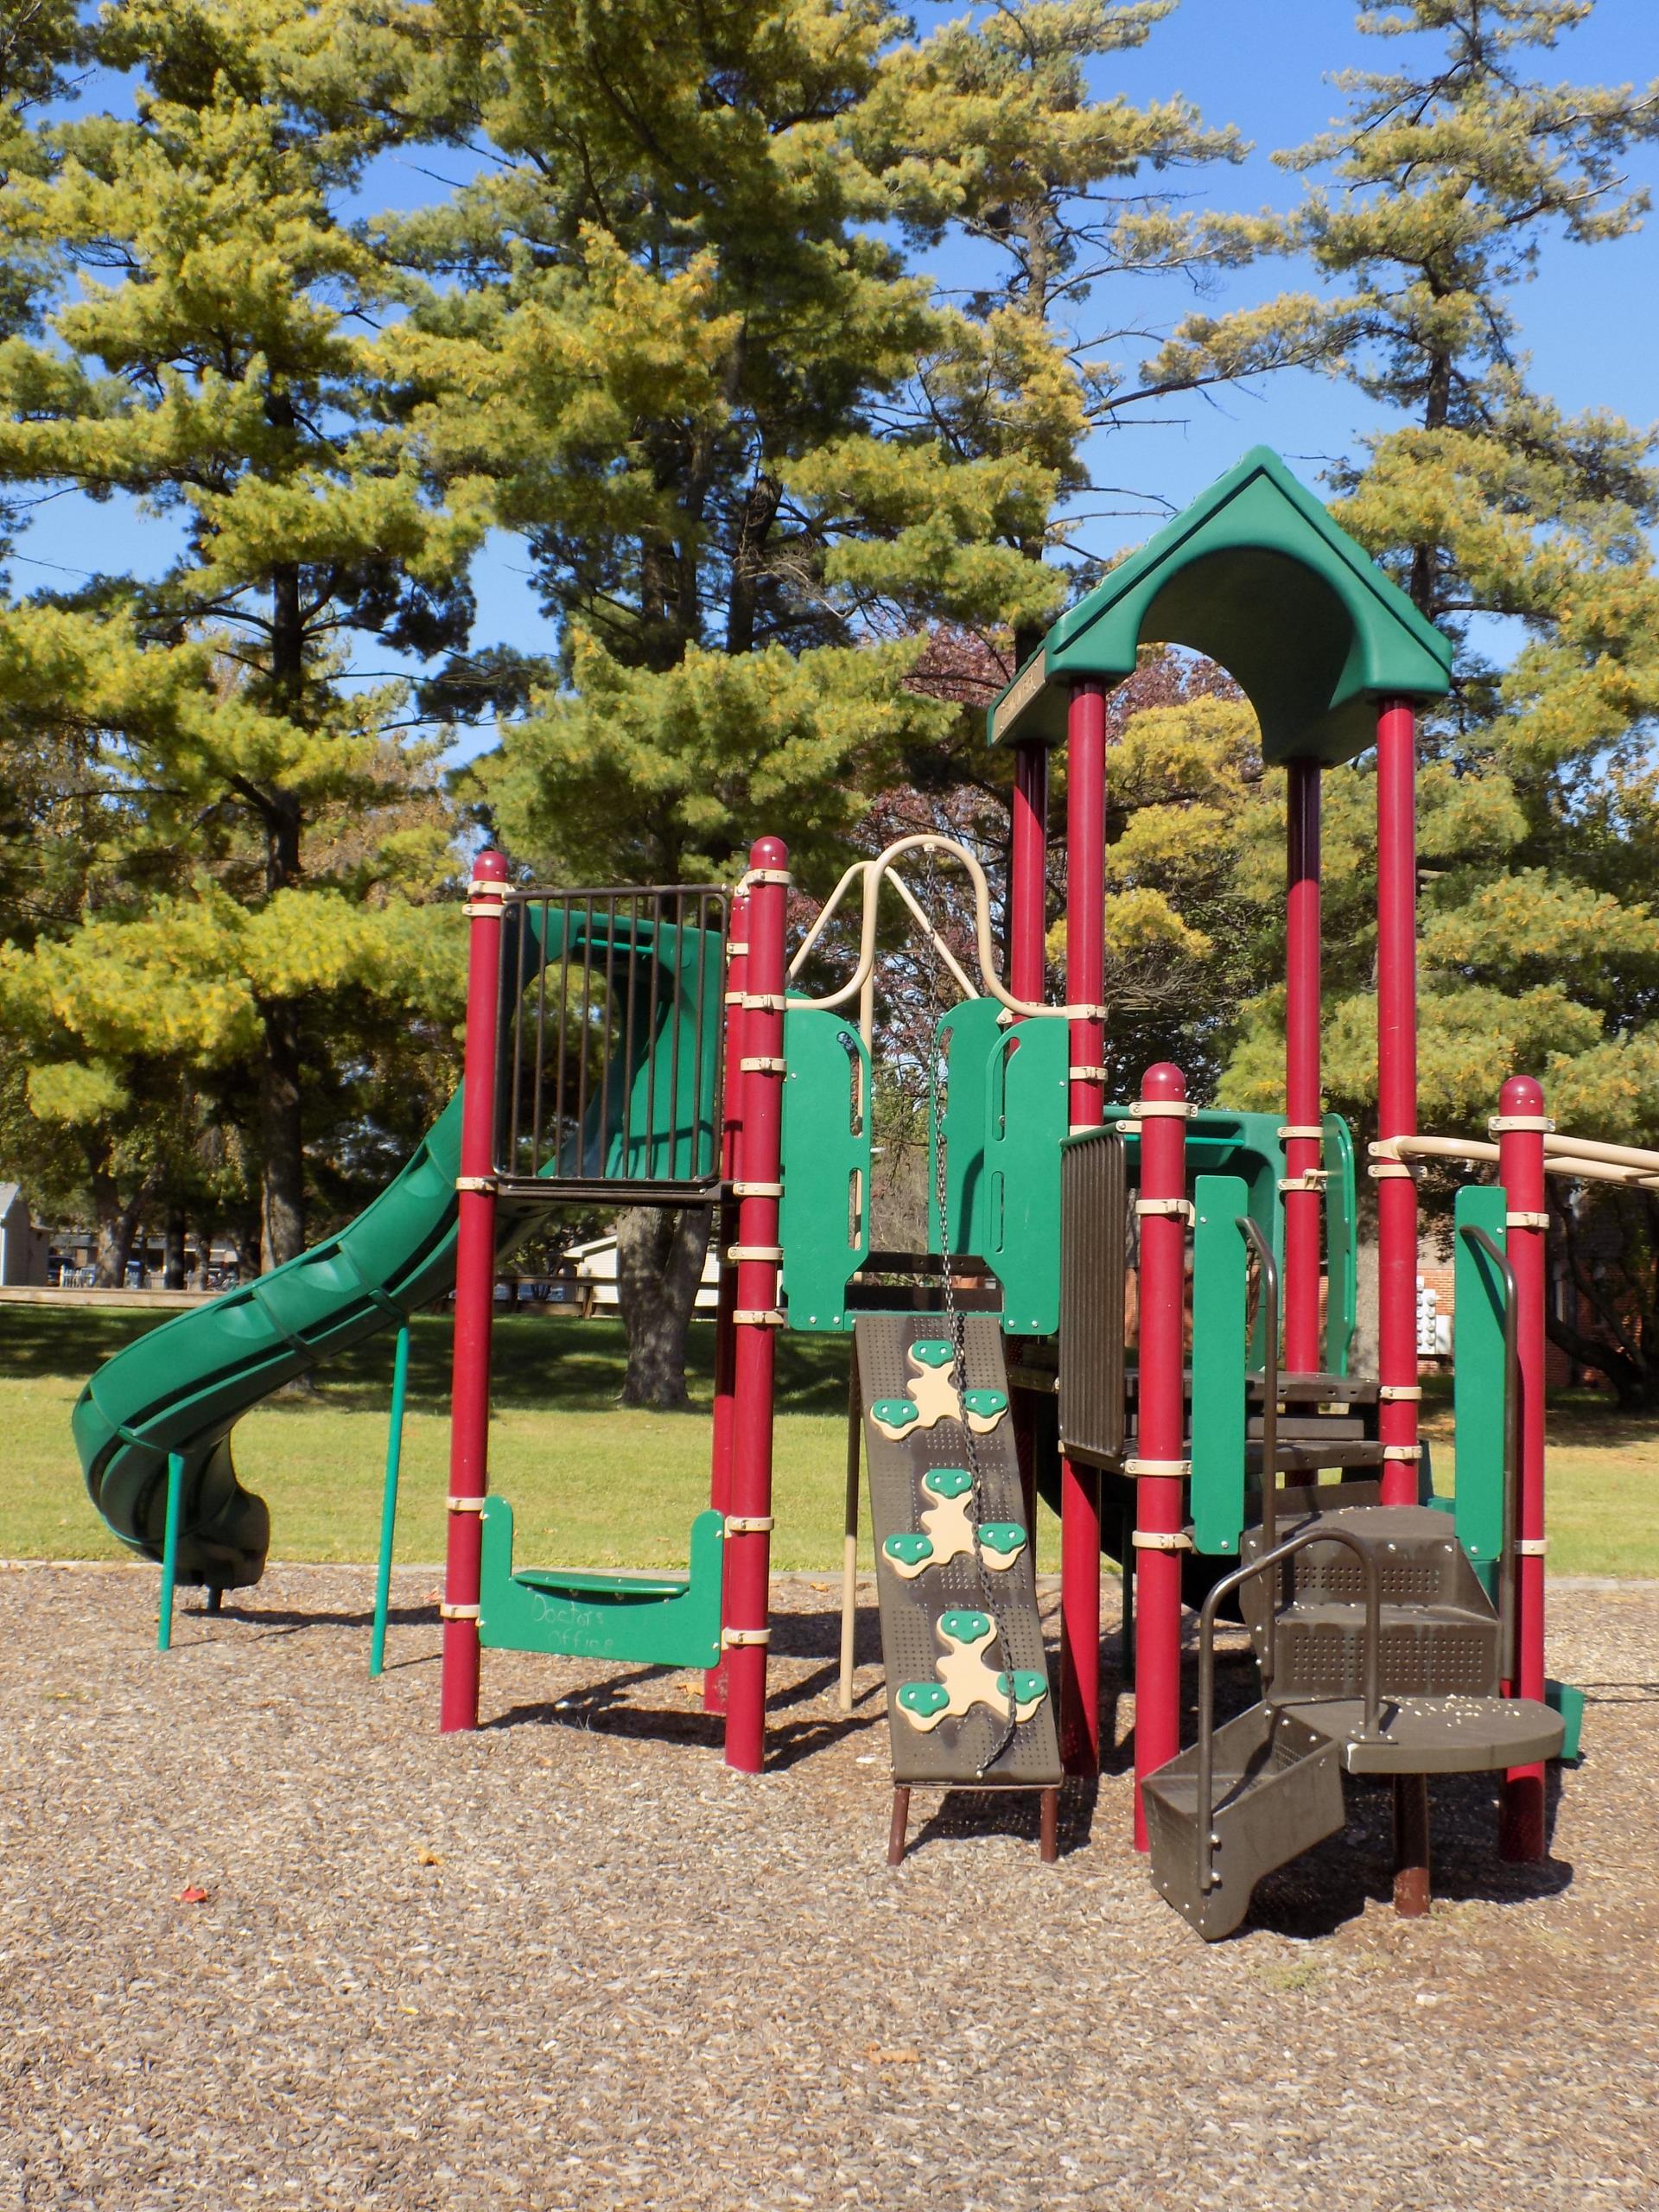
{"left": 12, "top": 0, "right": 1659, "bottom": 751}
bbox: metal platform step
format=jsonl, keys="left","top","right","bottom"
{"left": 1144, "top": 1703, "right": 1345, "bottom": 1942}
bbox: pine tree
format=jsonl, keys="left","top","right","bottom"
{"left": 1154, "top": 0, "right": 1659, "bottom": 1399}
{"left": 0, "top": 0, "right": 482, "bottom": 1267}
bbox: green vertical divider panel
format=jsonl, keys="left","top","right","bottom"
{"left": 927, "top": 999, "right": 1005, "bottom": 1260}
{"left": 1453, "top": 1184, "right": 1509, "bottom": 1567}
{"left": 981, "top": 1016, "right": 1070, "bottom": 1332}
{"left": 1323, "top": 1111, "right": 1357, "bottom": 1376}
{"left": 779, "top": 1002, "right": 872, "bottom": 1332}
{"left": 1191, "top": 1175, "right": 1250, "bottom": 1556}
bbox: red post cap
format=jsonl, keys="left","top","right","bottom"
{"left": 1500, "top": 1073, "right": 1544, "bottom": 1116}
{"left": 749, "top": 835, "right": 789, "bottom": 871}
{"left": 1141, "top": 1061, "right": 1187, "bottom": 1103}
{"left": 472, "top": 847, "right": 508, "bottom": 881}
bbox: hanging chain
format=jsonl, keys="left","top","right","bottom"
{"left": 932, "top": 1071, "right": 1021, "bottom": 1777}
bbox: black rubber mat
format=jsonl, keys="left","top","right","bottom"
{"left": 856, "top": 1314, "right": 1062, "bottom": 1787}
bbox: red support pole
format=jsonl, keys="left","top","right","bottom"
{"left": 1061, "top": 683, "right": 1108, "bottom": 1775}
{"left": 724, "top": 839, "right": 789, "bottom": 1773}
{"left": 1284, "top": 758, "right": 1324, "bottom": 1377}
{"left": 1375, "top": 701, "right": 1420, "bottom": 1506}
{"left": 1498, "top": 1072, "right": 1549, "bottom": 1861}
{"left": 1133, "top": 1060, "right": 1188, "bottom": 1850}
{"left": 704, "top": 889, "right": 750, "bottom": 1715}
{"left": 440, "top": 847, "right": 508, "bottom": 1733}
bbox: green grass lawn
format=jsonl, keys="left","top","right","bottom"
{"left": 3, "top": 1306, "right": 1655, "bottom": 1575}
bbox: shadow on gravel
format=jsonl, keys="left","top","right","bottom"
{"left": 1227, "top": 1765, "right": 1575, "bottom": 1943}
{"left": 901, "top": 1777, "right": 1097, "bottom": 1862}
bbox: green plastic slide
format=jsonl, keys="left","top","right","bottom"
{"left": 72, "top": 898, "right": 724, "bottom": 1591}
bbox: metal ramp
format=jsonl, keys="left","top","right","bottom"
{"left": 855, "top": 1315, "right": 1062, "bottom": 1861}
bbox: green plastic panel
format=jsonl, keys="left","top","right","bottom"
{"left": 979, "top": 1017, "right": 1070, "bottom": 1333}
{"left": 927, "top": 999, "right": 1004, "bottom": 1262}
{"left": 778, "top": 1003, "right": 872, "bottom": 1332}
{"left": 478, "top": 1497, "right": 724, "bottom": 1667}
{"left": 1547, "top": 1677, "right": 1585, "bottom": 1764}
{"left": 988, "top": 447, "right": 1452, "bottom": 764}
{"left": 1191, "top": 1177, "right": 1251, "bottom": 1557}
{"left": 1323, "top": 1111, "right": 1357, "bottom": 1376}
{"left": 1453, "top": 1184, "right": 1510, "bottom": 1567}
{"left": 1103, "top": 1105, "right": 1285, "bottom": 1364}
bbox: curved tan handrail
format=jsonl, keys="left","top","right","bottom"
{"left": 785, "top": 833, "right": 1085, "bottom": 1020}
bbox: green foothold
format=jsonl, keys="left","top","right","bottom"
{"left": 872, "top": 1397, "right": 918, "bottom": 1428}
{"left": 911, "top": 1339, "right": 955, "bottom": 1369}
{"left": 995, "top": 1669, "right": 1049, "bottom": 1706}
{"left": 922, "top": 1466, "right": 974, "bottom": 1500}
{"left": 897, "top": 1681, "right": 950, "bottom": 1716}
{"left": 977, "top": 1522, "right": 1026, "bottom": 1559}
{"left": 884, "top": 1532, "right": 935, "bottom": 1568}
{"left": 962, "top": 1387, "right": 1008, "bottom": 1421}
{"left": 938, "top": 1608, "right": 992, "bottom": 1644}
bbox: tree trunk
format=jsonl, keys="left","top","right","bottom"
{"left": 260, "top": 995, "right": 306, "bottom": 1271}
{"left": 162, "top": 1204, "right": 188, "bottom": 1291}
{"left": 614, "top": 1205, "right": 711, "bottom": 1408}
{"left": 90, "top": 1165, "right": 156, "bottom": 1288}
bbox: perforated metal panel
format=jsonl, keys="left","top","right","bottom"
{"left": 1058, "top": 1129, "right": 1127, "bottom": 1465}
{"left": 856, "top": 1316, "right": 1061, "bottom": 1788}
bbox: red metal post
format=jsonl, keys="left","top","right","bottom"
{"left": 1498, "top": 1073, "right": 1549, "bottom": 1861}
{"left": 704, "top": 888, "right": 750, "bottom": 1715}
{"left": 1375, "top": 701, "right": 1421, "bottom": 1506}
{"left": 1134, "top": 1060, "right": 1188, "bottom": 1850}
{"left": 1284, "top": 758, "right": 1324, "bottom": 1376}
{"left": 1061, "top": 683, "right": 1108, "bottom": 1774}
{"left": 724, "top": 839, "right": 789, "bottom": 1773}
{"left": 440, "top": 847, "right": 508, "bottom": 1733}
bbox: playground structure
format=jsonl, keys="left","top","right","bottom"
{"left": 81, "top": 446, "right": 1655, "bottom": 1937}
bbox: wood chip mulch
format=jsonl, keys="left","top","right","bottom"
{"left": 3, "top": 1561, "right": 1656, "bottom": 2210}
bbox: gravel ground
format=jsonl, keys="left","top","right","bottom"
{"left": 3, "top": 1560, "right": 1657, "bottom": 2211}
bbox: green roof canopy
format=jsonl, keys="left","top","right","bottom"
{"left": 988, "top": 447, "right": 1452, "bottom": 766}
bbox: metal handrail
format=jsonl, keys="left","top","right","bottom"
{"left": 1193, "top": 1523, "right": 1385, "bottom": 1898}
{"left": 1459, "top": 1224, "right": 1521, "bottom": 1688}
{"left": 1238, "top": 1215, "right": 1280, "bottom": 1585}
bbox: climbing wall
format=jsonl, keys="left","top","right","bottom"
{"left": 856, "top": 1315, "right": 1062, "bottom": 1788}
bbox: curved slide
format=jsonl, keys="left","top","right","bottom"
{"left": 73, "top": 899, "right": 724, "bottom": 1589}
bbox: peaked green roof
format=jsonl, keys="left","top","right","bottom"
{"left": 988, "top": 446, "right": 1452, "bottom": 766}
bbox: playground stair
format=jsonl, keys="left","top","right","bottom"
{"left": 1145, "top": 1499, "right": 1564, "bottom": 1940}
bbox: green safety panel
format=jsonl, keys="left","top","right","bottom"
{"left": 1103, "top": 1104, "right": 1284, "bottom": 1364}
{"left": 1453, "top": 1185, "right": 1510, "bottom": 1571}
{"left": 979, "top": 1017, "right": 1070, "bottom": 1333}
{"left": 1323, "top": 1111, "right": 1358, "bottom": 1376}
{"left": 988, "top": 447, "right": 1452, "bottom": 764}
{"left": 927, "top": 998, "right": 1004, "bottom": 1262}
{"left": 779, "top": 1002, "right": 873, "bottom": 1331}
{"left": 478, "top": 1497, "right": 725, "bottom": 1668}
{"left": 1191, "top": 1177, "right": 1251, "bottom": 1556}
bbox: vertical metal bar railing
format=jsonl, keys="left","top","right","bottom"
{"left": 618, "top": 890, "right": 642, "bottom": 1178}
{"left": 666, "top": 888, "right": 686, "bottom": 1180}
{"left": 597, "top": 893, "right": 618, "bottom": 1176}
{"left": 507, "top": 895, "right": 530, "bottom": 1179}
{"left": 574, "top": 895, "right": 595, "bottom": 1175}
{"left": 1239, "top": 1214, "right": 1281, "bottom": 1597}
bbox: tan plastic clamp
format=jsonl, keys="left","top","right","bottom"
{"left": 733, "top": 1180, "right": 783, "bottom": 1198}
{"left": 721, "top": 1625, "right": 772, "bottom": 1648}
{"left": 446, "top": 1495, "right": 486, "bottom": 1513}
{"left": 1378, "top": 1385, "right": 1422, "bottom": 1402}
{"left": 1132, "top": 1529, "right": 1194, "bottom": 1551}
{"left": 1382, "top": 1445, "right": 1423, "bottom": 1462}
{"left": 1277, "top": 1125, "right": 1325, "bottom": 1141}
{"left": 1123, "top": 1458, "right": 1191, "bottom": 1478}
{"left": 1506, "top": 1210, "right": 1548, "bottom": 1230}
{"left": 734, "top": 1307, "right": 785, "bottom": 1327}
{"left": 1135, "top": 1198, "right": 1193, "bottom": 1222}
{"left": 739, "top": 1056, "right": 786, "bottom": 1074}
{"left": 454, "top": 1175, "right": 497, "bottom": 1194}
{"left": 722, "top": 1516, "right": 774, "bottom": 1536}
{"left": 1515, "top": 1539, "right": 1548, "bottom": 1558}
{"left": 1129, "top": 1098, "right": 1198, "bottom": 1119}
{"left": 439, "top": 1602, "right": 481, "bottom": 1622}
{"left": 1489, "top": 1114, "right": 1554, "bottom": 1134}
{"left": 727, "top": 1244, "right": 783, "bottom": 1263}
